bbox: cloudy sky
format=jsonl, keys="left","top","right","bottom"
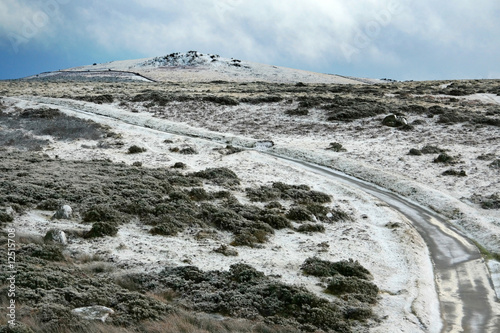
{"left": 1, "top": 0, "right": 499, "bottom": 81}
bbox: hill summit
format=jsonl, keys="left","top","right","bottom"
{"left": 31, "top": 51, "right": 377, "bottom": 84}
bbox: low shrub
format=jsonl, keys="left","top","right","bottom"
{"left": 213, "top": 244, "right": 238, "bottom": 256}
{"left": 128, "top": 145, "right": 146, "bottom": 154}
{"left": 203, "top": 96, "right": 239, "bottom": 106}
{"left": 285, "top": 108, "right": 309, "bottom": 116}
{"left": 18, "top": 243, "right": 65, "bottom": 262}
{"left": 75, "top": 94, "right": 114, "bottom": 104}
{"left": 82, "top": 205, "right": 120, "bottom": 223}
{"left": 421, "top": 145, "right": 446, "bottom": 154}
{"left": 326, "top": 142, "right": 347, "bottom": 152}
{"left": 433, "top": 153, "right": 457, "bottom": 164}
{"left": 296, "top": 223, "right": 325, "bottom": 233}
{"left": 0, "top": 211, "right": 13, "bottom": 223}
{"left": 286, "top": 207, "right": 311, "bottom": 221}
{"left": 84, "top": 222, "right": 118, "bottom": 238}
{"left": 265, "top": 201, "right": 283, "bottom": 210}
{"left": 326, "top": 276, "right": 379, "bottom": 303}
{"left": 188, "top": 188, "right": 211, "bottom": 201}
{"left": 490, "top": 159, "right": 500, "bottom": 169}
{"left": 241, "top": 96, "right": 283, "bottom": 104}
{"left": 194, "top": 167, "right": 238, "bottom": 179}
{"left": 231, "top": 229, "right": 269, "bottom": 247}
{"left": 259, "top": 213, "right": 291, "bottom": 229}
{"left": 179, "top": 147, "right": 197, "bottom": 155}
{"left": 442, "top": 169, "right": 467, "bottom": 177}
{"left": 150, "top": 223, "right": 179, "bottom": 236}
{"left": 20, "top": 107, "right": 62, "bottom": 119}
{"left": 471, "top": 193, "right": 500, "bottom": 209}
{"left": 144, "top": 263, "right": 371, "bottom": 332}
{"left": 327, "top": 209, "right": 352, "bottom": 222}
{"left": 171, "top": 162, "right": 186, "bottom": 169}
{"left": 301, "top": 257, "right": 372, "bottom": 280}
{"left": 408, "top": 148, "right": 422, "bottom": 156}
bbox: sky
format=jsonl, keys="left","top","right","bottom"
{"left": 0, "top": 0, "right": 499, "bottom": 81}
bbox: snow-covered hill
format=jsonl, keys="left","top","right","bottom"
{"left": 63, "top": 51, "right": 376, "bottom": 84}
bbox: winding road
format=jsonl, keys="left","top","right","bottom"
{"left": 271, "top": 154, "right": 500, "bottom": 333}
{"left": 12, "top": 96, "right": 500, "bottom": 332}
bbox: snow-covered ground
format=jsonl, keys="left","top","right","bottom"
{"left": 5, "top": 96, "right": 441, "bottom": 332}
{"left": 64, "top": 51, "right": 377, "bottom": 84}
{"left": 3, "top": 74, "right": 500, "bottom": 331}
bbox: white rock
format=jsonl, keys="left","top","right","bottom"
{"left": 44, "top": 229, "right": 67, "bottom": 245}
{"left": 72, "top": 306, "right": 114, "bottom": 323}
{"left": 5, "top": 206, "right": 15, "bottom": 216}
{"left": 52, "top": 205, "right": 73, "bottom": 220}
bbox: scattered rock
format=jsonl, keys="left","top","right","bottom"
{"left": 52, "top": 205, "right": 73, "bottom": 220}
{"left": 71, "top": 305, "right": 114, "bottom": 323}
{"left": 254, "top": 141, "right": 274, "bottom": 150}
{"left": 382, "top": 114, "right": 407, "bottom": 127}
{"left": 44, "top": 229, "right": 68, "bottom": 245}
